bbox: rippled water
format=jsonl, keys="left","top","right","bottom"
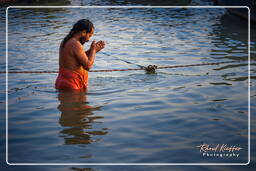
{"left": 1, "top": 4, "right": 256, "bottom": 170}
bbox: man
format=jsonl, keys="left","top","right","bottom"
{"left": 55, "top": 19, "right": 105, "bottom": 91}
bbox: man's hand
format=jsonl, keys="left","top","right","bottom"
{"left": 91, "top": 40, "right": 105, "bottom": 53}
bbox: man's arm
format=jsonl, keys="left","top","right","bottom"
{"left": 73, "top": 41, "right": 96, "bottom": 71}
{"left": 85, "top": 48, "right": 96, "bottom": 56}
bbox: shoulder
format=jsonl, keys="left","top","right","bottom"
{"left": 68, "top": 39, "right": 83, "bottom": 49}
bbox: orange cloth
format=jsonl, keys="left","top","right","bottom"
{"left": 55, "top": 67, "right": 88, "bottom": 91}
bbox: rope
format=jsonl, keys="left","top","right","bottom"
{"left": 0, "top": 60, "right": 248, "bottom": 74}
{"left": 102, "top": 52, "right": 145, "bottom": 69}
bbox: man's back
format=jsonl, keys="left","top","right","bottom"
{"left": 56, "top": 38, "right": 90, "bottom": 91}
{"left": 59, "top": 38, "right": 83, "bottom": 71}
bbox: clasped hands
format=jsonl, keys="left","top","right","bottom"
{"left": 90, "top": 40, "right": 105, "bottom": 52}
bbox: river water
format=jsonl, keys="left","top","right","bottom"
{"left": 0, "top": 2, "right": 256, "bottom": 171}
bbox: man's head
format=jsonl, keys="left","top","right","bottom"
{"left": 62, "top": 19, "right": 94, "bottom": 47}
{"left": 72, "top": 19, "right": 94, "bottom": 45}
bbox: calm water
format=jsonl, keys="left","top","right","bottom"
{"left": 1, "top": 4, "right": 256, "bottom": 171}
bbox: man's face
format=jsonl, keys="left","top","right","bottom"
{"left": 79, "top": 28, "right": 94, "bottom": 45}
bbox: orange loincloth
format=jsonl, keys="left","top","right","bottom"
{"left": 55, "top": 67, "right": 88, "bottom": 91}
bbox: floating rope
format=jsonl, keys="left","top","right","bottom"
{"left": 0, "top": 60, "right": 248, "bottom": 74}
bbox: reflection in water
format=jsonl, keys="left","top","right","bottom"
{"left": 219, "top": 13, "right": 249, "bottom": 42}
{"left": 57, "top": 91, "right": 108, "bottom": 145}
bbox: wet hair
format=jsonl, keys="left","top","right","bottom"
{"left": 61, "top": 19, "right": 94, "bottom": 48}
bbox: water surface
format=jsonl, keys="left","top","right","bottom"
{"left": 1, "top": 5, "right": 255, "bottom": 168}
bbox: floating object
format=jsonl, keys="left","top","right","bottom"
{"left": 144, "top": 65, "right": 158, "bottom": 74}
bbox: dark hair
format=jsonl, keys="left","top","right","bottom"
{"left": 61, "top": 19, "right": 94, "bottom": 48}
